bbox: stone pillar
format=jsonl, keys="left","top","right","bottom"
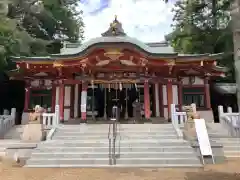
{"left": 154, "top": 83, "right": 160, "bottom": 117}
{"left": 81, "top": 82, "right": 88, "bottom": 121}
{"left": 59, "top": 84, "right": 65, "bottom": 122}
{"left": 24, "top": 87, "right": 30, "bottom": 111}
{"left": 144, "top": 80, "right": 151, "bottom": 119}
{"left": 204, "top": 77, "right": 211, "bottom": 109}
{"left": 74, "top": 84, "right": 79, "bottom": 118}
{"left": 167, "top": 80, "right": 173, "bottom": 119}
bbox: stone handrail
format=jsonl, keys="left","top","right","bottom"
{"left": 171, "top": 104, "right": 187, "bottom": 138}
{"left": 0, "top": 108, "right": 16, "bottom": 137}
{"left": 42, "top": 105, "right": 60, "bottom": 128}
{"left": 218, "top": 106, "right": 240, "bottom": 137}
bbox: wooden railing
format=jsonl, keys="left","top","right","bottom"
{"left": 218, "top": 106, "right": 240, "bottom": 137}
{"left": 0, "top": 108, "right": 16, "bottom": 137}
{"left": 171, "top": 104, "right": 187, "bottom": 138}
{"left": 42, "top": 105, "right": 60, "bottom": 128}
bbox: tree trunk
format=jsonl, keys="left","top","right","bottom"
{"left": 232, "top": 0, "right": 240, "bottom": 111}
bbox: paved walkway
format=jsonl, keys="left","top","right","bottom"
{"left": 0, "top": 160, "right": 240, "bottom": 180}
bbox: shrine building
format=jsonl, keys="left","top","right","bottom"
{"left": 10, "top": 17, "right": 226, "bottom": 123}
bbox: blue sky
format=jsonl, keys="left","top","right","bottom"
{"left": 78, "top": 0, "right": 175, "bottom": 42}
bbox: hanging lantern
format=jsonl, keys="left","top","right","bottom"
{"left": 189, "top": 76, "right": 195, "bottom": 85}
{"left": 39, "top": 79, "right": 44, "bottom": 87}
{"left": 119, "top": 82, "right": 122, "bottom": 91}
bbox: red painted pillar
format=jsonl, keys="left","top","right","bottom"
{"left": 178, "top": 78, "right": 183, "bottom": 111}
{"left": 81, "top": 82, "right": 88, "bottom": 121}
{"left": 204, "top": 77, "right": 211, "bottom": 109}
{"left": 24, "top": 87, "right": 30, "bottom": 111}
{"left": 70, "top": 85, "right": 75, "bottom": 118}
{"left": 144, "top": 80, "right": 151, "bottom": 119}
{"left": 59, "top": 84, "right": 65, "bottom": 122}
{"left": 167, "top": 80, "right": 173, "bottom": 119}
{"left": 78, "top": 83, "right": 82, "bottom": 117}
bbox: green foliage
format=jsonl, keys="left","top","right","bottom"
{"left": 0, "top": 0, "right": 84, "bottom": 71}
{"left": 166, "top": 0, "right": 234, "bottom": 82}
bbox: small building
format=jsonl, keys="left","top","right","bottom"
{"left": 10, "top": 17, "right": 226, "bottom": 122}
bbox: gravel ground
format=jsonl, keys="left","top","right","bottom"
{"left": 0, "top": 159, "right": 240, "bottom": 180}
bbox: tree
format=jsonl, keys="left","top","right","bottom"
{"left": 7, "top": 0, "right": 84, "bottom": 42}
{"left": 231, "top": 0, "right": 240, "bottom": 111}
{"left": 0, "top": 0, "right": 84, "bottom": 71}
{"left": 166, "top": 0, "right": 234, "bottom": 81}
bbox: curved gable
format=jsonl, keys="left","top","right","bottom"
{"left": 59, "top": 36, "right": 176, "bottom": 57}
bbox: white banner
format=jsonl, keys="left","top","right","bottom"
{"left": 81, "top": 91, "right": 87, "bottom": 112}
{"left": 81, "top": 104, "right": 86, "bottom": 112}
{"left": 194, "top": 119, "right": 213, "bottom": 156}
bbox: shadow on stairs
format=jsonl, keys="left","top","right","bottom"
{"left": 62, "top": 117, "right": 168, "bottom": 125}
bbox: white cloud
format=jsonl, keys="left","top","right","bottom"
{"left": 79, "top": 0, "right": 174, "bottom": 43}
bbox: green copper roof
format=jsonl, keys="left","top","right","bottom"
{"left": 59, "top": 36, "right": 176, "bottom": 56}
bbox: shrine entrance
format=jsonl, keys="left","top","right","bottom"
{"left": 106, "top": 87, "right": 138, "bottom": 119}
{"left": 86, "top": 83, "right": 141, "bottom": 121}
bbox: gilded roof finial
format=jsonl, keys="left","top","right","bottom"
{"left": 101, "top": 14, "right": 126, "bottom": 37}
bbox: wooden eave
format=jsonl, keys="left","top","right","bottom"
{"left": 11, "top": 42, "right": 224, "bottom": 63}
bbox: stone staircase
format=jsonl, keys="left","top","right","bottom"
{"left": 207, "top": 123, "right": 240, "bottom": 158}
{"left": 25, "top": 124, "right": 202, "bottom": 168}
{"left": 3, "top": 125, "right": 25, "bottom": 140}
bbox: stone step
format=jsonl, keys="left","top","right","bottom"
{"left": 0, "top": 140, "right": 37, "bottom": 148}
{"left": 3, "top": 125, "right": 26, "bottom": 139}
{"left": 224, "top": 151, "right": 240, "bottom": 157}
{"left": 44, "top": 139, "right": 186, "bottom": 143}
{"left": 52, "top": 134, "right": 177, "bottom": 140}
{"left": 30, "top": 151, "right": 197, "bottom": 158}
{"left": 223, "top": 144, "right": 240, "bottom": 151}
{"left": 55, "top": 130, "right": 176, "bottom": 134}
{"left": 211, "top": 138, "right": 240, "bottom": 143}
{"left": 25, "top": 124, "right": 200, "bottom": 168}
{"left": 54, "top": 130, "right": 176, "bottom": 135}
{"left": 57, "top": 124, "right": 174, "bottom": 129}
{"left": 34, "top": 146, "right": 194, "bottom": 153}
{"left": 26, "top": 157, "right": 201, "bottom": 166}
{"left": 39, "top": 141, "right": 189, "bottom": 147}
{"left": 25, "top": 163, "right": 203, "bottom": 168}
{"left": 56, "top": 129, "right": 175, "bottom": 133}
{"left": 208, "top": 134, "right": 231, "bottom": 138}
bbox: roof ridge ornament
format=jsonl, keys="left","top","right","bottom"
{"left": 101, "top": 15, "right": 126, "bottom": 37}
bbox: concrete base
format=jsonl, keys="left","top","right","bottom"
{"left": 190, "top": 140, "right": 225, "bottom": 164}
{"left": 21, "top": 124, "right": 46, "bottom": 142}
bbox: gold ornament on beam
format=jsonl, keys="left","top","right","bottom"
{"left": 140, "top": 58, "right": 148, "bottom": 66}
{"left": 53, "top": 61, "right": 64, "bottom": 67}
{"left": 104, "top": 49, "right": 123, "bottom": 61}
{"left": 167, "top": 59, "right": 176, "bottom": 66}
